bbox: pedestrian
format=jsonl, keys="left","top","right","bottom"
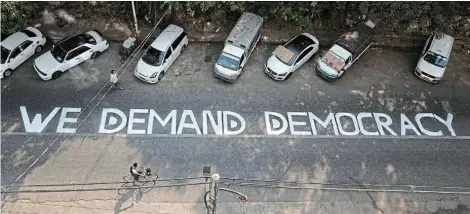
{"left": 110, "top": 69, "right": 123, "bottom": 90}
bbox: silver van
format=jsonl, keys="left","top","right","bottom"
{"left": 214, "top": 12, "right": 263, "bottom": 82}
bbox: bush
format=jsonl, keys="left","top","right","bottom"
{"left": 1, "top": 1, "right": 40, "bottom": 34}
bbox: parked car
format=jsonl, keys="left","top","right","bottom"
{"left": 134, "top": 24, "right": 188, "bottom": 83}
{"left": 265, "top": 33, "right": 319, "bottom": 81}
{"left": 214, "top": 12, "right": 263, "bottom": 82}
{"left": 414, "top": 33, "right": 454, "bottom": 83}
{"left": 33, "top": 30, "right": 109, "bottom": 80}
{"left": 1, "top": 27, "right": 46, "bottom": 79}
{"left": 316, "top": 20, "right": 376, "bottom": 81}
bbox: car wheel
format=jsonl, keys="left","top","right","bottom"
{"left": 52, "top": 71, "right": 63, "bottom": 79}
{"left": 91, "top": 51, "right": 101, "bottom": 59}
{"left": 35, "top": 45, "right": 43, "bottom": 53}
{"left": 157, "top": 71, "right": 164, "bottom": 81}
{"left": 285, "top": 72, "right": 292, "bottom": 80}
{"left": 3, "top": 69, "right": 13, "bottom": 78}
{"left": 181, "top": 44, "right": 187, "bottom": 54}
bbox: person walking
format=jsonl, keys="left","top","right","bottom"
{"left": 110, "top": 69, "right": 123, "bottom": 90}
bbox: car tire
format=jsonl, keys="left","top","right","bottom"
{"left": 91, "top": 51, "right": 101, "bottom": 59}
{"left": 52, "top": 71, "right": 63, "bottom": 80}
{"left": 181, "top": 44, "right": 187, "bottom": 54}
{"left": 3, "top": 69, "right": 13, "bottom": 78}
{"left": 158, "top": 71, "right": 164, "bottom": 81}
{"left": 285, "top": 72, "right": 292, "bottom": 80}
{"left": 35, "top": 45, "right": 43, "bottom": 53}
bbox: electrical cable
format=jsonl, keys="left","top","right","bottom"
{"left": 220, "top": 177, "right": 470, "bottom": 190}
{"left": 222, "top": 182, "right": 470, "bottom": 195}
{"left": 2, "top": 176, "right": 205, "bottom": 188}
{"left": 1, "top": 182, "right": 206, "bottom": 194}
{"left": 4, "top": 10, "right": 168, "bottom": 194}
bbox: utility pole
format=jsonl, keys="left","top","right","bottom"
{"left": 205, "top": 173, "right": 248, "bottom": 214}
{"left": 131, "top": 1, "right": 139, "bottom": 38}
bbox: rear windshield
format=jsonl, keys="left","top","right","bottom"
{"left": 21, "top": 29, "right": 37, "bottom": 37}
{"left": 424, "top": 52, "right": 448, "bottom": 68}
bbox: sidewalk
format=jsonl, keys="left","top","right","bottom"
{"left": 37, "top": 25, "right": 470, "bottom": 51}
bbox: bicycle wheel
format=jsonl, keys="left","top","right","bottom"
{"left": 140, "top": 181, "right": 155, "bottom": 194}
{"left": 123, "top": 175, "right": 135, "bottom": 183}
{"left": 118, "top": 182, "right": 136, "bottom": 195}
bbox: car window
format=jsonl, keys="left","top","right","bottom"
{"left": 20, "top": 40, "right": 33, "bottom": 50}
{"left": 1, "top": 46, "right": 11, "bottom": 64}
{"left": 21, "top": 29, "right": 37, "bottom": 37}
{"left": 171, "top": 32, "right": 186, "bottom": 50}
{"left": 66, "top": 50, "right": 78, "bottom": 60}
{"left": 240, "top": 55, "right": 245, "bottom": 65}
{"left": 75, "top": 46, "right": 91, "bottom": 55}
{"left": 165, "top": 48, "right": 172, "bottom": 60}
{"left": 345, "top": 56, "right": 351, "bottom": 64}
{"left": 9, "top": 47, "right": 22, "bottom": 59}
{"left": 424, "top": 35, "right": 433, "bottom": 53}
{"left": 296, "top": 47, "right": 313, "bottom": 63}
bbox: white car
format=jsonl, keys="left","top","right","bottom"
{"left": 134, "top": 24, "right": 188, "bottom": 83}
{"left": 33, "top": 30, "right": 109, "bottom": 80}
{"left": 415, "top": 33, "right": 454, "bottom": 83}
{"left": 1, "top": 27, "right": 47, "bottom": 79}
{"left": 265, "top": 33, "right": 319, "bottom": 81}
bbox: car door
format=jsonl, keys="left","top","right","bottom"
{"left": 7, "top": 46, "right": 24, "bottom": 70}
{"left": 162, "top": 47, "right": 174, "bottom": 72}
{"left": 65, "top": 46, "right": 91, "bottom": 68}
{"left": 342, "top": 56, "right": 353, "bottom": 70}
{"left": 293, "top": 47, "right": 313, "bottom": 71}
{"left": 422, "top": 34, "right": 433, "bottom": 56}
{"left": 19, "top": 40, "right": 35, "bottom": 59}
{"left": 239, "top": 54, "right": 246, "bottom": 70}
{"left": 171, "top": 34, "right": 183, "bottom": 57}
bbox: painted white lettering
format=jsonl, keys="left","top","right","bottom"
{"left": 335, "top": 113, "right": 360, "bottom": 136}
{"left": 434, "top": 113, "right": 456, "bottom": 136}
{"left": 223, "top": 111, "right": 246, "bottom": 135}
{"left": 99, "top": 108, "right": 127, "bottom": 134}
{"left": 415, "top": 113, "right": 442, "bottom": 136}
{"left": 127, "top": 109, "right": 148, "bottom": 134}
{"left": 177, "top": 110, "right": 201, "bottom": 134}
{"left": 203, "top": 111, "right": 223, "bottom": 135}
{"left": 287, "top": 112, "right": 311, "bottom": 135}
{"left": 20, "top": 106, "right": 61, "bottom": 133}
{"left": 400, "top": 114, "right": 421, "bottom": 135}
{"left": 308, "top": 113, "right": 339, "bottom": 135}
{"left": 56, "top": 107, "right": 81, "bottom": 133}
{"left": 147, "top": 110, "right": 177, "bottom": 134}
{"left": 357, "top": 112, "right": 379, "bottom": 135}
{"left": 264, "top": 112, "right": 288, "bottom": 135}
{"left": 373, "top": 113, "right": 397, "bottom": 136}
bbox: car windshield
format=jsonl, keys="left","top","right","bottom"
{"left": 1, "top": 46, "right": 10, "bottom": 64}
{"left": 424, "top": 51, "right": 448, "bottom": 68}
{"left": 142, "top": 47, "right": 164, "bottom": 66}
{"left": 275, "top": 54, "right": 296, "bottom": 66}
{"left": 51, "top": 45, "right": 67, "bottom": 62}
{"left": 320, "top": 51, "right": 345, "bottom": 72}
{"left": 216, "top": 52, "right": 240, "bottom": 70}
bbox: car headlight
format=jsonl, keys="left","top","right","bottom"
{"left": 150, "top": 72, "right": 158, "bottom": 78}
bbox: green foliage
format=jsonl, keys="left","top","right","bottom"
{"left": 1, "top": 1, "right": 40, "bottom": 34}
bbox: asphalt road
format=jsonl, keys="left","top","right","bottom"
{"left": 1, "top": 42, "right": 470, "bottom": 213}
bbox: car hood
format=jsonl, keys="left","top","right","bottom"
{"left": 135, "top": 59, "right": 161, "bottom": 77}
{"left": 417, "top": 59, "right": 445, "bottom": 78}
{"left": 316, "top": 60, "right": 339, "bottom": 77}
{"left": 34, "top": 51, "right": 61, "bottom": 73}
{"left": 266, "top": 55, "right": 291, "bottom": 74}
{"left": 214, "top": 64, "right": 240, "bottom": 76}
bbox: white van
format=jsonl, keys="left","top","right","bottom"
{"left": 415, "top": 33, "right": 454, "bottom": 83}
{"left": 214, "top": 12, "right": 263, "bottom": 82}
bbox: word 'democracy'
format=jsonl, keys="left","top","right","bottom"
{"left": 19, "top": 106, "right": 457, "bottom": 136}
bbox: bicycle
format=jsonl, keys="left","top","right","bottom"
{"left": 121, "top": 165, "right": 159, "bottom": 194}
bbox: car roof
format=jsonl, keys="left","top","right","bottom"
{"left": 151, "top": 24, "right": 184, "bottom": 51}
{"left": 430, "top": 33, "right": 454, "bottom": 57}
{"left": 58, "top": 33, "right": 95, "bottom": 52}
{"left": 285, "top": 34, "right": 314, "bottom": 55}
{"left": 1, "top": 32, "right": 29, "bottom": 50}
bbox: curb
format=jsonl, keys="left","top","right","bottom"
{"left": 41, "top": 27, "right": 469, "bottom": 51}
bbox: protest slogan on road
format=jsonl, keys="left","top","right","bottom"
{"left": 19, "top": 106, "right": 457, "bottom": 136}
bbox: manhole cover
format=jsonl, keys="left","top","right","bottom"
{"left": 204, "top": 56, "right": 212, "bottom": 62}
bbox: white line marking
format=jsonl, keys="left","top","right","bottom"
{"left": 2, "top": 132, "right": 470, "bottom": 140}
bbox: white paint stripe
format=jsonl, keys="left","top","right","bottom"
{"left": 2, "top": 132, "right": 470, "bottom": 140}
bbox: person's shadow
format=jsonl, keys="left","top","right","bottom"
{"left": 114, "top": 183, "right": 143, "bottom": 214}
